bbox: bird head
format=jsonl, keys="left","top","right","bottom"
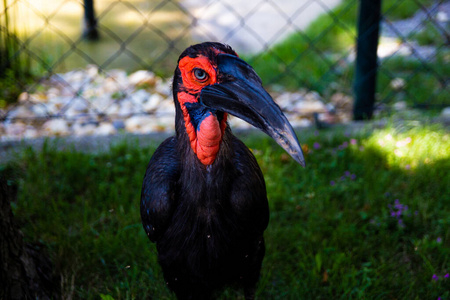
{"left": 173, "top": 42, "right": 305, "bottom": 167}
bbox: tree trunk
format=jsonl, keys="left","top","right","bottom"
{"left": 0, "top": 170, "right": 59, "bottom": 300}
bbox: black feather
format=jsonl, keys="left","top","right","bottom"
{"left": 140, "top": 43, "right": 269, "bottom": 300}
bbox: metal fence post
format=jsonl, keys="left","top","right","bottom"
{"left": 83, "top": 0, "right": 99, "bottom": 40}
{"left": 353, "top": 0, "right": 382, "bottom": 120}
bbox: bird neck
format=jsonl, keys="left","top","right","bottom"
{"left": 175, "top": 91, "right": 228, "bottom": 166}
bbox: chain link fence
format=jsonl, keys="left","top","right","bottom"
{"left": 0, "top": 0, "right": 449, "bottom": 141}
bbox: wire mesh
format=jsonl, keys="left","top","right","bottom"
{"left": 0, "top": 0, "right": 448, "bottom": 141}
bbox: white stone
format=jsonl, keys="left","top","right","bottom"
{"left": 47, "top": 87, "right": 60, "bottom": 99}
{"left": 7, "top": 106, "right": 33, "bottom": 119}
{"left": 105, "top": 103, "right": 120, "bottom": 115}
{"left": 91, "top": 95, "right": 113, "bottom": 112}
{"left": 118, "top": 100, "right": 138, "bottom": 117}
{"left": 5, "top": 122, "right": 27, "bottom": 137}
{"left": 393, "top": 101, "right": 407, "bottom": 111}
{"left": 276, "top": 92, "right": 305, "bottom": 110}
{"left": 441, "top": 107, "right": 450, "bottom": 118}
{"left": 86, "top": 64, "right": 99, "bottom": 78}
{"left": 72, "top": 123, "right": 97, "bottom": 136}
{"left": 436, "top": 11, "right": 448, "bottom": 22}
{"left": 143, "top": 94, "right": 163, "bottom": 112}
{"left": 23, "top": 126, "right": 40, "bottom": 139}
{"left": 291, "top": 118, "right": 312, "bottom": 127}
{"left": 125, "top": 115, "right": 155, "bottom": 132}
{"left": 128, "top": 70, "right": 156, "bottom": 87}
{"left": 68, "top": 97, "right": 89, "bottom": 112}
{"left": 155, "top": 79, "right": 171, "bottom": 96}
{"left": 130, "top": 89, "right": 150, "bottom": 106}
{"left": 95, "top": 122, "right": 117, "bottom": 135}
{"left": 156, "top": 99, "right": 175, "bottom": 115}
{"left": 390, "top": 78, "right": 406, "bottom": 90}
{"left": 293, "top": 99, "right": 327, "bottom": 114}
{"left": 42, "top": 119, "right": 70, "bottom": 136}
{"left": 31, "top": 104, "right": 49, "bottom": 118}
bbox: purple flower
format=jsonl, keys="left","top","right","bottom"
{"left": 414, "top": 211, "right": 418, "bottom": 215}
{"left": 313, "top": 142, "right": 321, "bottom": 149}
{"left": 350, "top": 174, "right": 356, "bottom": 180}
{"left": 436, "top": 237, "right": 442, "bottom": 243}
{"left": 444, "top": 273, "right": 449, "bottom": 279}
{"left": 405, "top": 164, "right": 411, "bottom": 170}
{"left": 350, "top": 139, "right": 357, "bottom": 145}
{"left": 330, "top": 180, "right": 335, "bottom": 186}
{"left": 432, "top": 274, "right": 439, "bottom": 281}
{"left": 344, "top": 171, "right": 351, "bottom": 177}
{"left": 342, "top": 141, "right": 348, "bottom": 148}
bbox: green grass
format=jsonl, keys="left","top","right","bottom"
{"left": 2, "top": 123, "right": 449, "bottom": 299}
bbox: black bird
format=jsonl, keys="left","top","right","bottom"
{"left": 140, "top": 42, "right": 305, "bottom": 300}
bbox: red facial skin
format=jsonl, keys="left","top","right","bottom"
{"left": 177, "top": 55, "right": 228, "bottom": 166}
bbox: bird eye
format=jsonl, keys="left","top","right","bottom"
{"left": 193, "top": 68, "right": 208, "bottom": 81}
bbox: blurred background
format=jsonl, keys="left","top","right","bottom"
{"left": 0, "top": 0, "right": 448, "bottom": 140}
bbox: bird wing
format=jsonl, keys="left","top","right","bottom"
{"left": 229, "top": 136, "right": 269, "bottom": 234}
{"left": 140, "top": 136, "right": 181, "bottom": 243}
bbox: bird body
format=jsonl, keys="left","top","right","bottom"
{"left": 141, "top": 42, "right": 304, "bottom": 299}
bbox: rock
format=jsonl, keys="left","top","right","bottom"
{"left": 330, "top": 93, "right": 353, "bottom": 111}
{"left": 7, "top": 106, "right": 35, "bottom": 120}
{"left": 30, "top": 104, "right": 48, "bottom": 118}
{"left": 442, "top": 107, "right": 450, "bottom": 118}
{"left": 67, "top": 97, "right": 89, "bottom": 113}
{"left": 72, "top": 123, "right": 97, "bottom": 136}
{"left": 143, "top": 94, "right": 163, "bottom": 112}
{"left": 91, "top": 95, "right": 113, "bottom": 112}
{"left": 47, "top": 87, "right": 60, "bottom": 99}
{"left": 42, "top": 119, "right": 70, "bottom": 136}
{"left": 18, "top": 92, "right": 30, "bottom": 103}
{"left": 125, "top": 115, "right": 155, "bottom": 133}
{"left": 95, "top": 122, "right": 117, "bottom": 135}
{"left": 291, "top": 118, "right": 312, "bottom": 127}
{"left": 393, "top": 101, "right": 408, "bottom": 111}
{"left": 390, "top": 78, "right": 406, "bottom": 91}
{"left": 86, "top": 64, "right": 99, "bottom": 78}
{"left": 276, "top": 92, "right": 305, "bottom": 110}
{"left": 128, "top": 70, "right": 157, "bottom": 87}
{"left": 292, "top": 99, "right": 327, "bottom": 114}
{"left": 112, "top": 119, "right": 125, "bottom": 130}
{"left": 118, "top": 100, "right": 139, "bottom": 117}
{"left": 23, "top": 126, "right": 40, "bottom": 139}
{"left": 5, "top": 122, "right": 27, "bottom": 137}
{"left": 130, "top": 89, "right": 151, "bottom": 106}
{"left": 105, "top": 103, "right": 120, "bottom": 115}
{"left": 155, "top": 79, "right": 171, "bottom": 96}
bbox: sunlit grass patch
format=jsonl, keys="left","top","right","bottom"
{"left": 363, "top": 125, "right": 449, "bottom": 170}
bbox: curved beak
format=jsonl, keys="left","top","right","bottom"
{"left": 200, "top": 54, "right": 305, "bottom": 167}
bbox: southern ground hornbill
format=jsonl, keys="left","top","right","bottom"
{"left": 140, "top": 42, "right": 305, "bottom": 299}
